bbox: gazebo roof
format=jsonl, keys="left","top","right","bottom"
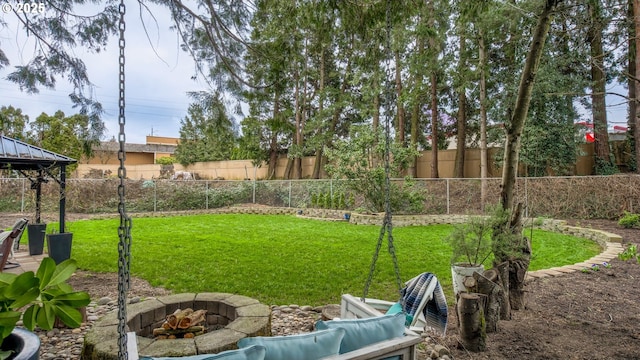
{"left": 0, "top": 135, "right": 77, "bottom": 170}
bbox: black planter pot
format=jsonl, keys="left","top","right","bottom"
{"left": 46, "top": 233, "right": 73, "bottom": 265}
{"left": 27, "top": 224, "right": 46, "bottom": 256}
{"left": 0, "top": 328, "right": 40, "bottom": 360}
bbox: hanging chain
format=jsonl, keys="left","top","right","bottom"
{"left": 363, "top": 0, "right": 403, "bottom": 301}
{"left": 117, "top": 1, "right": 132, "bottom": 359}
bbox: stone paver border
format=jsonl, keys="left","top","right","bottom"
{"left": 81, "top": 292, "right": 271, "bottom": 360}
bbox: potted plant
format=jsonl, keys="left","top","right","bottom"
{"left": 0, "top": 257, "right": 90, "bottom": 360}
{"left": 446, "top": 215, "right": 493, "bottom": 297}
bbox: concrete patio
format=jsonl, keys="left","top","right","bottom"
{"left": 3, "top": 249, "right": 46, "bottom": 274}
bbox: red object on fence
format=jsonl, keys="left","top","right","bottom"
{"left": 585, "top": 132, "right": 595, "bottom": 143}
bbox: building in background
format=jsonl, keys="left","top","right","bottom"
{"left": 82, "top": 136, "right": 178, "bottom": 166}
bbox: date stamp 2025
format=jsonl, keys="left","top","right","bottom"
{"left": 2, "top": 2, "right": 46, "bottom": 14}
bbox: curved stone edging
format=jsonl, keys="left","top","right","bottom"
{"left": 525, "top": 219, "right": 624, "bottom": 282}
{"left": 81, "top": 293, "right": 271, "bottom": 360}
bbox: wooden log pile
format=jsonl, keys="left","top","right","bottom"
{"left": 456, "top": 263, "right": 512, "bottom": 352}
{"left": 153, "top": 308, "right": 208, "bottom": 339}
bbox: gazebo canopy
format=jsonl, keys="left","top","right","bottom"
{"left": 0, "top": 135, "right": 77, "bottom": 232}
{"left": 0, "top": 135, "right": 77, "bottom": 170}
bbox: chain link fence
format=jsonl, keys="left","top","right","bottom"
{"left": 1, "top": 175, "right": 638, "bottom": 220}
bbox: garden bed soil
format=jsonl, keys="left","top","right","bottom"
{"left": 1, "top": 214, "right": 638, "bottom": 359}
{"left": 442, "top": 219, "right": 640, "bottom": 360}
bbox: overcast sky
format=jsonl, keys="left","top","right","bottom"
{"left": 1, "top": 3, "right": 208, "bottom": 144}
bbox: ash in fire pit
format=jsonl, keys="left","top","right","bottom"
{"left": 81, "top": 293, "right": 271, "bottom": 359}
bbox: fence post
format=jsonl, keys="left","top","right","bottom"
{"left": 21, "top": 178, "right": 26, "bottom": 213}
{"left": 330, "top": 179, "right": 333, "bottom": 199}
{"left": 205, "top": 181, "right": 209, "bottom": 210}
{"left": 289, "top": 180, "right": 292, "bottom": 208}
{"left": 153, "top": 180, "right": 157, "bottom": 213}
{"left": 253, "top": 178, "right": 256, "bottom": 204}
{"left": 446, "top": 179, "right": 450, "bottom": 215}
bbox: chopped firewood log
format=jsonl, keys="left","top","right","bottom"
{"left": 178, "top": 309, "right": 207, "bottom": 329}
{"left": 168, "top": 335, "right": 176, "bottom": 339}
{"left": 184, "top": 333, "right": 195, "bottom": 339}
{"left": 152, "top": 326, "right": 206, "bottom": 337}
{"left": 463, "top": 276, "right": 477, "bottom": 291}
{"left": 166, "top": 308, "right": 194, "bottom": 329}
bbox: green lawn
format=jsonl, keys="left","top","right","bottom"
{"left": 63, "top": 214, "right": 600, "bottom": 306}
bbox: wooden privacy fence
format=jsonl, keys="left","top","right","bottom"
{"left": 0, "top": 175, "right": 637, "bottom": 220}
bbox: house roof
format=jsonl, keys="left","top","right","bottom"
{"left": 96, "top": 141, "right": 176, "bottom": 154}
{"left": 0, "top": 135, "right": 77, "bottom": 170}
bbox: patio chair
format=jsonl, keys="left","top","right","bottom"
{"left": 341, "top": 272, "right": 448, "bottom": 336}
{"left": 0, "top": 218, "right": 29, "bottom": 271}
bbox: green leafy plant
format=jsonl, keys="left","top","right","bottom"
{"left": 325, "top": 125, "right": 424, "bottom": 214}
{"left": 0, "top": 258, "right": 90, "bottom": 359}
{"left": 618, "top": 244, "right": 638, "bottom": 263}
{"left": 618, "top": 211, "right": 640, "bottom": 229}
{"left": 581, "top": 262, "right": 612, "bottom": 273}
{"left": 155, "top": 156, "right": 176, "bottom": 165}
{"left": 446, "top": 216, "right": 493, "bottom": 266}
{"left": 490, "top": 205, "right": 530, "bottom": 264}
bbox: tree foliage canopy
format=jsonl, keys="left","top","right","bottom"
{"left": 174, "top": 92, "right": 238, "bottom": 165}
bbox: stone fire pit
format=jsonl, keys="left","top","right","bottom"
{"left": 81, "top": 293, "right": 271, "bottom": 359}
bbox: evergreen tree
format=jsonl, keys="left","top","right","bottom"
{"left": 174, "top": 93, "right": 237, "bottom": 165}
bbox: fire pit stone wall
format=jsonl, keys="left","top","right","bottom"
{"left": 81, "top": 292, "right": 271, "bottom": 360}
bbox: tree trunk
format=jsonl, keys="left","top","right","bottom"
{"left": 457, "top": 293, "right": 487, "bottom": 352}
{"left": 430, "top": 72, "right": 439, "bottom": 178}
{"left": 408, "top": 37, "right": 425, "bottom": 178}
{"left": 479, "top": 29, "right": 489, "bottom": 209}
{"left": 373, "top": 93, "right": 380, "bottom": 135}
{"left": 283, "top": 157, "right": 293, "bottom": 180}
{"left": 498, "top": 0, "right": 560, "bottom": 311}
{"left": 500, "top": 0, "right": 559, "bottom": 212}
{"left": 634, "top": 0, "right": 640, "bottom": 173}
{"left": 455, "top": 30, "right": 467, "bottom": 178}
{"left": 312, "top": 47, "right": 326, "bottom": 180}
{"left": 427, "top": 1, "right": 439, "bottom": 179}
{"left": 267, "top": 92, "right": 281, "bottom": 180}
{"left": 409, "top": 93, "right": 420, "bottom": 178}
{"left": 293, "top": 67, "right": 303, "bottom": 179}
{"left": 589, "top": 0, "right": 613, "bottom": 173}
{"left": 395, "top": 50, "right": 405, "bottom": 147}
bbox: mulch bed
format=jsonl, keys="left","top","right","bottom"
{"left": 443, "top": 219, "right": 640, "bottom": 360}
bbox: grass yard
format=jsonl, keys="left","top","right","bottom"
{"left": 64, "top": 214, "right": 600, "bottom": 306}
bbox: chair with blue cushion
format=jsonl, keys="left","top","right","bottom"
{"left": 340, "top": 273, "right": 448, "bottom": 336}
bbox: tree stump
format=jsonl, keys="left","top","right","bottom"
{"left": 495, "top": 261, "right": 511, "bottom": 320}
{"left": 457, "top": 292, "right": 487, "bottom": 352}
{"left": 508, "top": 236, "right": 531, "bottom": 310}
{"left": 473, "top": 270, "right": 503, "bottom": 333}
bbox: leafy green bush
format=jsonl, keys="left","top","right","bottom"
{"left": 618, "top": 211, "right": 640, "bottom": 229}
{"left": 446, "top": 215, "right": 493, "bottom": 265}
{"left": 618, "top": 244, "right": 638, "bottom": 263}
{"left": 155, "top": 156, "right": 177, "bottom": 165}
{"left": 325, "top": 125, "right": 423, "bottom": 214}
